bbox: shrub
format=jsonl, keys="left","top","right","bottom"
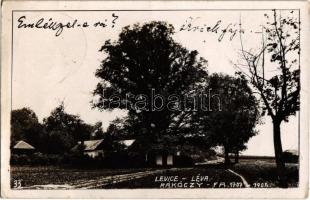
{"left": 11, "top": 153, "right": 64, "bottom": 165}
{"left": 283, "top": 151, "right": 298, "bottom": 163}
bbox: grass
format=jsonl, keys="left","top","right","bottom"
{"left": 231, "top": 158, "right": 299, "bottom": 187}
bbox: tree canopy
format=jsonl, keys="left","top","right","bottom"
{"left": 92, "top": 21, "right": 208, "bottom": 146}
{"left": 43, "top": 103, "right": 94, "bottom": 153}
{"left": 192, "top": 73, "right": 260, "bottom": 163}
{"left": 11, "top": 108, "right": 44, "bottom": 149}
{"left": 236, "top": 10, "right": 300, "bottom": 187}
{"left": 11, "top": 104, "right": 105, "bottom": 154}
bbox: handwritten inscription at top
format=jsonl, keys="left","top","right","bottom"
{"left": 179, "top": 17, "right": 244, "bottom": 42}
{"left": 16, "top": 13, "right": 119, "bottom": 37}
{"left": 16, "top": 14, "right": 245, "bottom": 41}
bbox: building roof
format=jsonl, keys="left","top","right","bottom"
{"left": 284, "top": 149, "right": 298, "bottom": 156}
{"left": 13, "top": 140, "right": 35, "bottom": 150}
{"left": 119, "top": 139, "right": 135, "bottom": 148}
{"left": 72, "top": 139, "right": 136, "bottom": 152}
{"left": 82, "top": 139, "right": 104, "bottom": 151}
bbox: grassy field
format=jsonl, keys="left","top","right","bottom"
{"left": 10, "top": 166, "right": 149, "bottom": 188}
{"left": 11, "top": 158, "right": 299, "bottom": 189}
{"left": 106, "top": 158, "right": 299, "bottom": 188}
{"left": 231, "top": 158, "right": 299, "bottom": 188}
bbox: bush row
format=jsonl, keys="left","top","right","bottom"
{"left": 10, "top": 152, "right": 146, "bottom": 168}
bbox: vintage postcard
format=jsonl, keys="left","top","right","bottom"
{"left": 1, "top": 0, "right": 309, "bottom": 198}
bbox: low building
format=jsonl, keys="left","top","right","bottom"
{"left": 72, "top": 138, "right": 200, "bottom": 167}
{"left": 149, "top": 151, "right": 177, "bottom": 166}
{"left": 146, "top": 147, "right": 193, "bottom": 167}
{"left": 71, "top": 139, "right": 105, "bottom": 158}
{"left": 72, "top": 139, "right": 136, "bottom": 158}
{"left": 81, "top": 139, "right": 105, "bottom": 158}
{"left": 12, "top": 140, "right": 35, "bottom": 154}
{"left": 140, "top": 140, "right": 197, "bottom": 167}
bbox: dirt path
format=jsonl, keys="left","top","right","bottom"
{"left": 21, "top": 168, "right": 192, "bottom": 189}
{"left": 74, "top": 168, "right": 180, "bottom": 189}
{"left": 227, "top": 169, "right": 250, "bottom": 188}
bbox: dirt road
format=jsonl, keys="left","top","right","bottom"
{"left": 20, "top": 168, "right": 193, "bottom": 189}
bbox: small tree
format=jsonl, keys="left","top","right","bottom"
{"left": 236, "top": 10, "right": 300, "bottom": 187}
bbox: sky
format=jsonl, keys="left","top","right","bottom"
{"left": 12, "top": 10, "right": 299, "bottom": 156}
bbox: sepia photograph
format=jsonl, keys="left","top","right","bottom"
{"left": 1, "top": 1, "right": 309, "bottom": 198}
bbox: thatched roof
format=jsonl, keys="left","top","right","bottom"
{"left": 13, "top": 140, "right": 35, "bottom": 150}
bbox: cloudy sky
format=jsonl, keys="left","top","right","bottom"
{"left": 12, "top": 10, "right": 299, "bottom": 156}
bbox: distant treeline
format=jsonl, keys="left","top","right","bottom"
{"left": 11, "top": 103, "right": 127, "bottom": 155}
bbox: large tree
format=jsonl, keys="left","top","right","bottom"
{"left": 92, "top": 21, "right": 207, "bottom": 148}
{"left": 193, "top": 73, "right": 260, "bottom": 164}
{"left": 236, "top": 10, "right": 300, "bottom": 187}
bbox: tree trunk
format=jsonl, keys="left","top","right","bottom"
{"left": 235, "top": 150, "right": 239, "bottom": 163}
{"left": 224, "top": 146, "right": 231, "bottom": 165}
{"left": 273, "top": 119, "right": 288, "bottom": 188}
